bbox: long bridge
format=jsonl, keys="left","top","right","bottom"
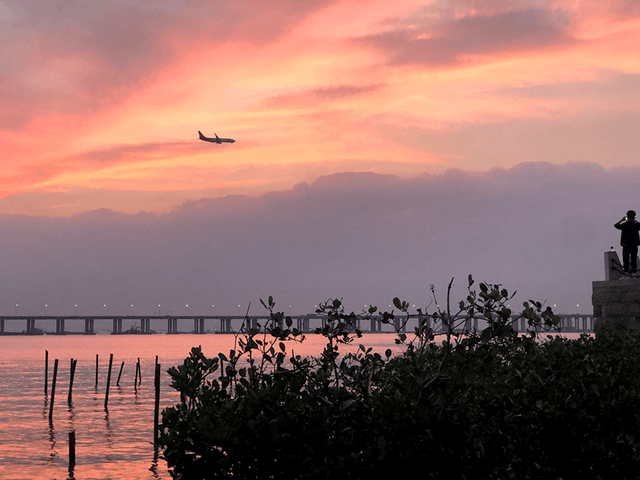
{"left": 0, "top": 314, "right": 595, "bottom": 335}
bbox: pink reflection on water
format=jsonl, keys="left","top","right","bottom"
{"left": 0, "top": 333, "right": 402, "bottom": 479}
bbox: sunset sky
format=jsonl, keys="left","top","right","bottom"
{"left": 2, "top": 0, "right": 639, "bottom": 216}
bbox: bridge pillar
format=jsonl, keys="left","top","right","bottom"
{"left": 56, "top": 318, "right": 66, "bottom": 334}
{"left": 140, "top": 318, "right": 149, "bottom": 333}
{"left": 296, "top": 317, "right": 310, "bottom": 332}
{"left": 0, "top": 318, "right": 4, "bottom": 334}
{"left": 220, "top": 317, "right": 231, "bottom": 333}
{"left": 112, "top": 318, "right": 122, "bottom": 334}
{"left": 167, "top": 318, "right": 178, "bottom": 334}
{"left": 85, "top": 318, "right": 94, "bottom": 334}
{"left": 583, "top": 316, "right": 590, "bottom": 331}
{"left": 193, "top": 318, "right": 205, "bottom": 333}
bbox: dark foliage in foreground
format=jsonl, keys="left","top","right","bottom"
{"left": 159, "top": 277, "right": 640, "bottom": 479}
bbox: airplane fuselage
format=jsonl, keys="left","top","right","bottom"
{"left": 198, "top": 131, "right": 235, "bottom": 144}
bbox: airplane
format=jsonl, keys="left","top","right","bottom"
{"left": 198, "top": 131, "right": 235, "bottom": 144}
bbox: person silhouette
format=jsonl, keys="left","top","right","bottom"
{"left": 614, "top": 210, "right": 640, "bottom": 273}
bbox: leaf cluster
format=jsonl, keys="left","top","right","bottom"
{"left": 159, "top": 277, "right": 640, "bottom": 479}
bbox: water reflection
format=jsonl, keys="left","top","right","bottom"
{"left": 3, "top": 333, "right": 386, "bottom": 479}
{"left": 149, "top": 450, "right": 161, "bottom": 479}
{"left": 104, "top": 410, "right": 114, "bottom": 454}
{"left": 47, "top": 418, "right": 57, "bottom": 462}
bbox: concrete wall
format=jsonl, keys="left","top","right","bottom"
{"left": 592, "top": 250, "right": 640, "bottom": 328}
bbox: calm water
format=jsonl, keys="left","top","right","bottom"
{"left": 0, "top": 333, "right": 402, "bottom": 480}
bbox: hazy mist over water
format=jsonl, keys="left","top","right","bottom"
{"left": 0, "top": 162, "right": 634, "bottom": 318}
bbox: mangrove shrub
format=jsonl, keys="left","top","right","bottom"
{"left": 159, "top": 277, "right": 640, "bottom": 479}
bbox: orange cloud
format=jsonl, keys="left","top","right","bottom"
{"left": 1, "top": 0, "right": 639, "bottom": 216}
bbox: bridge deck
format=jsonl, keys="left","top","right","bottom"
{"left": 0, "top": 314, "right": 595, "bottom": 335}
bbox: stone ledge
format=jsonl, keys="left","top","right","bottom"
{"left": 592, "top": 251, "right": 640, "bottom": 329}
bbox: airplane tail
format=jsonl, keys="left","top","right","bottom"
{"left": 198, "top": 131, "right": 206, "bottom": 140}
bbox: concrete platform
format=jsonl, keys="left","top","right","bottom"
{"left": 592, "top": 250, "right": 640, "bottom": 328}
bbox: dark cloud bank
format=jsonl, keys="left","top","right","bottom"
{"left": 0, "top": 162, "right": 632, "bottom": 320}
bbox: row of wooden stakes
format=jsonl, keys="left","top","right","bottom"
{"left": 43, "top": 350, "right": 164, "bottom": 474}
{"left": 43, "top": 350, "right": 162, "bottom": 444}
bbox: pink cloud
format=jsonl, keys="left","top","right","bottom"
{"left": 264, "top": 84, "right": 383, "bottom": 108}
{"left": 358, "top": 7, "right": 576, "bottom": 66}
{"left": 1, "top": 0, "right": 640, "bottom": 217}
{"left": 73, "top": 140, "right": 198, "bottom": 163}
{"left": 0, "top": 0, "right": 337, "bottom": 130}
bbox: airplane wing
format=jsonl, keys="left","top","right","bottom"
{"left": 198, "top": 131, "right": 234, "bottom": 144}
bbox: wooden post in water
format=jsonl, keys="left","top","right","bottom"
{"left": 116, "top": 361, "right": 125, "bottom": 387}
{"left": 44, "top": 350, "right": 48, "bottom": 396}
{"left": 104, "top": 353, "right": 113, "bottom": 409}
{"left": 68, "top": 358, "right": 77, "bottom": 404}
{"left": 134, "top": 357, "right": 141, "bottom": 390}
{"left": 68, "top": 430, "right": 76, "bottom": 470}
{"left": 49, "top": 359, "right": 59, "bottom": 421}
{"left": 154, "top": 362, "right": 161, "bottom": 448}
{"left": 95, "top": 354, "right": 99, "bottom": 389}
{"left": 134, "top": 359, "right": 139, "bottom": 392}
